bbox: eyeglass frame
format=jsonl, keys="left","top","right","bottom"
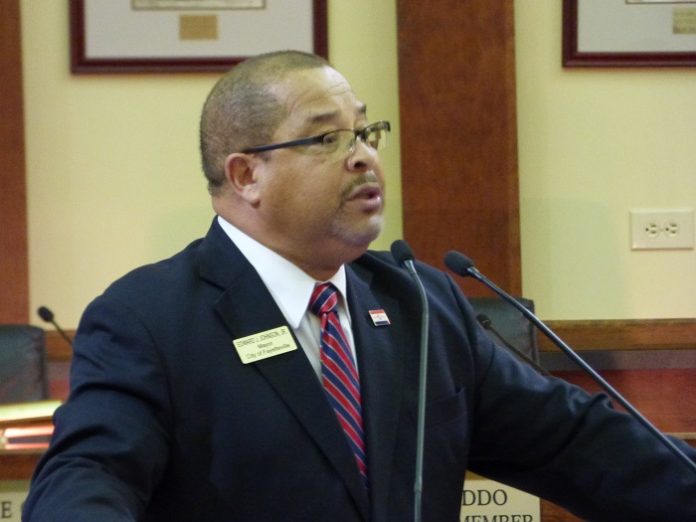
{"left": 241, "top": 120, "right": 391, "bottom": 155}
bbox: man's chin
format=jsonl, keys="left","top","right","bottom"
{"left": 350, "top": 222, "right": 384, "bottom": 250}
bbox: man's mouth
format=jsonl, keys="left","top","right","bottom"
{"left": 349, "top": 183, "right": 381, "bottom": 200}
{"left": 345, "top": 183, "right": 383, "bottom": 212}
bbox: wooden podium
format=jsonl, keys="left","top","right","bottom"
{"left": 540, "top": 368, "right": 696, "bottom": 521}
{"left": 0, "top": 400, "right": 60, "bottom": 522}
{"left": 1, "top": 367, "right": 694, "bottom": 521}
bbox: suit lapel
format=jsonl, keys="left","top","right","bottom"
{"left": 197, "top": 221, "right": 370, "bottom": 519}
{"left": 347, "top": 264, "right": 411, "bottom": 520}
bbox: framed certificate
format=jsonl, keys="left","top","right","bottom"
{"left": 563, "top": 0, "right": 696, "bottom": 66}
{"left": 69, "top": 0, "right": 327, "bottom": 73}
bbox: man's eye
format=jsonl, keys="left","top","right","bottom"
{"left": 321, "top": 132, "right": 340, "bottom": 146}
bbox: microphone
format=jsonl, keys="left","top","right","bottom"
{"left": 444, "top": 250, "right": 696, "bottom": 475}
{"left": 476, "top": 313, "right": 551, "bottom": 376}
{"left": 391, "top": 240, "right": 429, "bottom": 522}
{"left": 37, "top": 306, "right": 73, "bottom": 348}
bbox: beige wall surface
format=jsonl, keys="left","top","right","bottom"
{"left": 516, "top": 1, "right": 696, "bottom": 320}
{"left": 22, "top": 0, "right": 696, "bottom": 327}
{"left": 21, "top": 0, "right": 400, "bottom": 328}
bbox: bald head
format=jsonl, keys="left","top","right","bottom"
{"left": 200, "top": 50, "right": 330, "bottom": 195}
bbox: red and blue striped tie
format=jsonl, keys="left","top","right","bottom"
{"left": 310, "top": 283, "right": 368, "bottom": 486}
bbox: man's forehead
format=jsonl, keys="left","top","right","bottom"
{"left": 276, "top": 67, "right": 368, "bottom": 125}
{"left": 301, "top": 102, "right": 367, "bottom": 126}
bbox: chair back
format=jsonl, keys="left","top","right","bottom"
{"left": 469, "top": 297, "right": 539, "bottom": 363}
{"left": 0, "top": 325, "right": 48, "bottom": 403}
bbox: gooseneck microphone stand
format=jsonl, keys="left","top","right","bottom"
{"left": 391, "top": 240, "right": 430, "bottom": 522}
{"left": 444, "top": 250, "right": 696, "bottom": 476}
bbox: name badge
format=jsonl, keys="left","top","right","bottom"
{"left": 232, "top": 326, "right": 298, "bottom": 364}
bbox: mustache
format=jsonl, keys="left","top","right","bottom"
{"left": 341, "top": 171, "right": 381, "bottom": 199}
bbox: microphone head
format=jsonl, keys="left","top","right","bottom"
{"left": 391, "top": 239, "right": 415, "bottom": 266}
{"left": 37, "top": 306, "right": 54, "bottom": 322}
{"left": 444, "top": 250, "right": 475, "bottom": 276}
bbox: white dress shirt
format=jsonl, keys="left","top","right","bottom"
{"left": 216, "top": 215, "right": 358, "bottom": 378}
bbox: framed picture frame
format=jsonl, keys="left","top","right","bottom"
{"left": 562, "top": 0, "right": 696, "bottom": 67}
{"left": 69, "top": 0, "right": 328, "bottom": 73}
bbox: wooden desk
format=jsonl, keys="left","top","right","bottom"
{"left": 0, "top": 450, "right": 41, "bottom": 481}
{"left": 541, "top": 368, "right": 696, "bottom": 521}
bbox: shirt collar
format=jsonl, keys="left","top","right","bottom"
{"left": 216, "top": 215, "right": 348, "bottom": 328}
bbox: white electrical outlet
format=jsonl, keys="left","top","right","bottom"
{"left": 630, "top": 209, "right": 694, "bottom": 250}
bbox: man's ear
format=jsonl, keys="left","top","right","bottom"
{"left": 224, "top": 153, "right": 261, "bottom": 205}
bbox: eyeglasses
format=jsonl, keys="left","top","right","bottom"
{"left": 242, "top": 120, "right": 391, "bottom": 156}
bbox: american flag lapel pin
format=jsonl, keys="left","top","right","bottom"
{"left": 368, "top": 309, "right": 391, "bottom": 326}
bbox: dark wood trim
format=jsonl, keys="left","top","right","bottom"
{"left": 45, "top": 318, "right": 696, "bottom": 362}
{"left": 46, "top": 331, "right": 74, "bottom": 361}
{"left": 541, "top": 318, "right": 696, "bottom": 352}
{"left": 0, "top": 450, "right": 42, "bottom": 480}
{"left": 397, "top": 0, "right": 521, "bottom": 296}
{"left": 0, "top": 0, "right": 29, "bottom": 323}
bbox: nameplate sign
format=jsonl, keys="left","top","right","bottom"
{"left": 0, "top": 481, "right": 29, "bottom": 522}
{"left": 2, "top": 474, "right": 541, "bottom": 521}
{"left": 461, "top": 473, "right": 540, "bottom": 522}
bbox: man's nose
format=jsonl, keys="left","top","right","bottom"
{"left": 346, "top": 139, "right": 379, "bottom": 172}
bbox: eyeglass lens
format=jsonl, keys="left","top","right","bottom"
{"left": 323, "top": 124, "right": 388, "bottom": 154}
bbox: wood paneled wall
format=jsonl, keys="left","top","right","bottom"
{"left": 0, "top": 0, "right": 29, "bottom": 323}
{"left": 397, "top": 1, "right": 520, "bottom": 296}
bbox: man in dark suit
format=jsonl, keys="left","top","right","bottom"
{"left": 24, "top": 51, "right": 696, "bottom": 521}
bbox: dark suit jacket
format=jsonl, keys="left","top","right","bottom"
{"left": 24, "top": 219, "right": 696, "bottom": 521}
